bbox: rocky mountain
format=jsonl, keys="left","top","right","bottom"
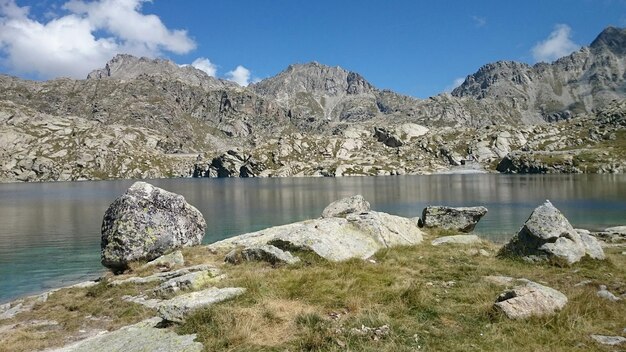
{"left": 452, "top": 27, "right": 626, "bottom": 123}
{"left": 0, "top": 27, "right": 625, "bottom": 182}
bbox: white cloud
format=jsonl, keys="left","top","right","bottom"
{"left": 0, "top": 0, "right": 196, "bottom": 79}
{"left": 532, "top": 24, "right": 580, "bottom": 63}
{"left": 472, "top": 15, "right": 486, "bottom": 28}
{"left": 444, "top": 77, "right": 466, "bottom": 93}
{"left": 191, "top": 57, "right": 217, "bottom": 77}
{"left": 226, "top": 65, "right": 251, "bottom": 86}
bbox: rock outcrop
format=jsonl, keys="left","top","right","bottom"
{"left": 101, "top": 182, "right": 206, "bottom": 271}
{"left": 208, "top": 196, "right": 424, "bottom": 262}
{"left": 493, "top": 280, "right": 568, "bottom": 319}
{"left": 418, "top": 206, "right": 488, "bottom": 232}
{"left": 49, "top": 317, "right": 203, "bottom": 352}
{"left": 500, "top": 201, "right": 604, "bottom": 265}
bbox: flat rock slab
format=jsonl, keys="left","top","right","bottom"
{"left": 225, "top": 244, "right": 300, "bottom": 265}
{"left": 431, "top": 234, "right": 481, "bottom": 246}
{"left": 49, "top": 317, "right": 203, "bottom": 352}
{"left": 155, "top": 270, "right": 222, "bottom": 296}
{"left": 494, "top": 280, "right": 567, "bottom": 319}
{"left": 158, "top": 287, "right": 246, "bottom": 323}
{"left": 209, "top": 210, "right": 424, "bottom": 262}
{"left": 590, "top": 335, "right": 626, "bottom": 346}
{"left": 110, "top": 264, "right": 221, "bottom": 286}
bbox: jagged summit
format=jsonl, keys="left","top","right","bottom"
{"left": 590, "top": 26, "right": 626, "bottom": 55}
{"left": 87, "top": 54, "right": 234, "bottom": 90}
{"left": 251, "top": 61, "right": 375, "bottom": 100}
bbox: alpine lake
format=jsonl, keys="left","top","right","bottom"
{"left": 1, "top": 174, "right": 625, "bottom": 303}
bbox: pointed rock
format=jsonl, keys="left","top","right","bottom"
{"left": 500, "top": 201, "right": 602, "bottom": 265}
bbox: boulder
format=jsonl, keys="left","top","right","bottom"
{"left": 431, "top": 234, "right": 481, "bottom": 246}
{"left": 321, "top": 195, "right": 370, "bottom": 218}
{"left": 225, "top": 244, "right": 300, "bottom": 265}
{"left": 500, "top": 201, "right": 602, "bottom": 265}
{"left": 101, "top": 182, "right": 206, "bottom": 271}
{"left": 158, "top": 287, "right": 246, "bottom": 323}
{"left": 418, "top": 206, "right": 488, "bottom": 232}
{"left": 374, "top": 127, "right": 403, "bottom": 147}
{"left": 49, "top": 317, "right": 203, "bottom": 352}
{"left": 494, "top": 280, "right": 568, "bottom": 319}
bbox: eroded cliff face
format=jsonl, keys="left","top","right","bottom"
{"left": 1, "top": 27, "right": 625, "bottom": 182}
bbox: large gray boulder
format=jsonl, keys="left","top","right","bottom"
{"left": 321, "top": 195, "right": 370, "bottom": 218}
{"left": 500, "top": 201, "right": 603, "bottom": 265}
{"left": 418, "top": 206, "right": 488, "bottom": 232}
{"left": 208, "top": 198, "right": 424, "bottom": 262}
{"left": 101, "top": 182, "right": 206, "bottom": 271}
{"left": 494, "top": 280, "right": 568, "bottom": 319}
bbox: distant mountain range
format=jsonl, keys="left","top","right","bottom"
{"left": 0, "top": 27, "right": 624, "bottom": 182}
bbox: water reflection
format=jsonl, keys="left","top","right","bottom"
{"left": 0, "top": 174, "right": 625, "bottom": 302}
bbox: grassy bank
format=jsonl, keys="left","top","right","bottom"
{"left": 1, "top": 230, "right": 625, "bottom": 351}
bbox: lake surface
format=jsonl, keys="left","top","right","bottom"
{"left": 1, "top": 174, "right": 625, "bottom": 303}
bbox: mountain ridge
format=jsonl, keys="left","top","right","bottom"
{"left": 0, "top": 26, "right": 625, "bottom": 182}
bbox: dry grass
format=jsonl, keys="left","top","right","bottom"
{"left": 1, "top": 234, "right": 625, "bottom": 352}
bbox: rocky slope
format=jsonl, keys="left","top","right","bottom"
{"left": 0, "top": 27, "right": 625, "bottom": 182}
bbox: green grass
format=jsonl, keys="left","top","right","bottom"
{"left": 1, "top": 238, "right": 625, "bottom": 352}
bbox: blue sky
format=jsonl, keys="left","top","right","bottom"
{"left": 0, "top": 0, "right": 625, "bottom": 98}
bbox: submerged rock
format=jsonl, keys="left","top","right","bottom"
{"left": 418, "top": 206, "right": 488, "bottom": 232}
{"left": 500, "top": 200, "right": 604, "bottom": 265}
{"left": 493, "top": 280, "right": 568, "bottom": 319}
{"left": 321, "top": 195, "right": 370, "bottom": 218}
{"left": 101, "top": 182, "right": 206, "bottom": 272}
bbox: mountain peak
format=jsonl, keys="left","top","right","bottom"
{"left": 590, "top": 26, "right": 626, "bottom": 54}
{"left": 86, "top": 54, "right": 233, "bottom": 89}
{"left": 252, "top": 61, "right": 374, "bottom": 99}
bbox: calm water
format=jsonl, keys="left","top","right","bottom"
{"left": 1, "top": 174, "right": 625, "bottom": 302}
